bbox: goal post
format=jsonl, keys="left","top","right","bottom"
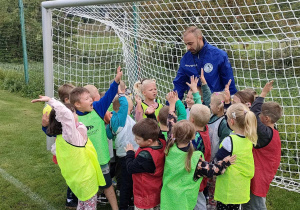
{"left": 41, "top": 0, "right": 300, "bottom": 192}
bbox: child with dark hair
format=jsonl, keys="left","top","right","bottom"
{"left": 41, "top": 83, "right": 77, "bottom": 208}
{"left": 242, "top": 81, "right": 282, "bottom": 210}
{"left": 158, "top": 106, "right": 169, "bottom": 140}
{"left": 125, "top": 118, "right": 166, "bottom": 210}
{"left": 32, "top": 96, "right": 106, "bottom": 210}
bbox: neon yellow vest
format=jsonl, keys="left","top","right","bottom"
{"left": 78, "top": 110, "right": 110, "bottom": 165}
{"left": 160, "top": 145, "right": 204, "bottom": 210}
{"left": 141, "top": 100, "right": 163, "bottom": 119}
{"left": 162, "top": 131, "right": 168, "bottom": 141}
{"left": 43, "top": 104, "right": 52, "bottom": 115}
{"left": 214, "top": 134, "right": 254, "bottom": 204}
{"left": 56, "top": 135, "right": 106, "bottom": 201}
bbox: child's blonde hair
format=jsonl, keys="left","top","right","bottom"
{"left": 211, "top": 92, "right": 225, "bottom": 113}
{"left": 133, "top": 79, "right": 156, "bottom": 99}
{"left": 190, "top": 104, "right": 211, "bottom": 127}
{"left": 126, "top": 95, "right": 134, "bottom": 115}
{"left": 226, "top": 103, "right": 258, "bottom": 145}
{"left": 165, "top": 120, "right": 195, "bottom": 172}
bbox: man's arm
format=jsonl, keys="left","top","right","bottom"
{"left": 219, "top": 53, "right": 237, "bottom": 94}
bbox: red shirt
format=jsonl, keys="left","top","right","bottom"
{"left": 199, "top": 125, "right": 211, "bottom": 192}
{"left": 132, "top": 139, "right": 166, "bottom": 209}
{"left": 251, "top": 128, "right": 281, "bottom": 197}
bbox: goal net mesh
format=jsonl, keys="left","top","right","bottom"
{"left": 49, "top": 0, "right": 300, "bottom": 192}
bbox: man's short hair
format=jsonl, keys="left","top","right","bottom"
{"left": 183, "top": 26, "right": 202, "bottom": 38}
{"left": 70, "top": 87, "right": 90, "bottom": 105}
{"left": 190, "top": 104, "right": 211, "bottom": 127}
{"left": 158, "top": 106, "right": 169, "bottom": 126}
{"left": 58, "top": 84, "right": 75, "bottom": 102}
{"left": 132, "top": 118, "right": 160, "bottom": 141}
{"left": 261, "top": 101, "right": 282, "bottom": 123}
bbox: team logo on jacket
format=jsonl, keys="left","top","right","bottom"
{"left": 204, "top": 63, "right": 213, "bottom": 73}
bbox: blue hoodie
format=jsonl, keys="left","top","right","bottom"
{"left": 173, "top": 38, "right": 237, "bottom": 100}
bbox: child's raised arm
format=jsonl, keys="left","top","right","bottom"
{"left": 186, "top": 75, "right": 202, "bottom": 105}
{"left": 200, "top": 68, "right": 211, "bottom": 106}
{"left": 260, "top": 80, "right": 273, "bottom": 98}
{"left": 32, "top": 96, "right": 87, "bottom": 146}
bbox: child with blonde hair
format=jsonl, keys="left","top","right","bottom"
{"left": 160, "top": 116, "right": 236, "bottom": 210}
{"left": 189, "top": 103, "right": 211, "bottom": 210}
{"left": 214, "top": 103, "right": 257, "bottom": 209}
{"left": 133, "top": 79, "right": 163, "bottom": 122}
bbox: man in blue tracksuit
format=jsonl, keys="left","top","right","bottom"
{"left": 173, "top": 26, "right": 237, "bottom": 100}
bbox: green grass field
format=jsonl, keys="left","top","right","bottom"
{"left": 0, "top": 89, "right": 300, "bottom": 209}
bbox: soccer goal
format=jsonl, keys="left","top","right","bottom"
{"left": 42, "top": 0, "right": 300, "bottom": 192}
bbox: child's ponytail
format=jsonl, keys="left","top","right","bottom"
{"left": 133, "top": 80, "right": 143, "bottom": 98}
{"left": 244, "top": 110, "right": 258, "bottom": 145}
{"left": 185, "top": 142, "right": 194, "bottom": 172}
{"left": 227, "top": 103, "right": 258, "bottom": 145}
{"left": 165, "top": 138, "right": 175, "bottom": 156}
{"left": 170, "top": 120, "right": 196, "bottom": 172}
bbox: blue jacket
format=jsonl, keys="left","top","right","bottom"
{"left": 106, "top": 96, "right": 128, "bottom": 140}
{"left": 76, "top": 81, "right": 119, "bottom": 118}
{"left": 173, "top": 39, "right": 237, "bottom": 100}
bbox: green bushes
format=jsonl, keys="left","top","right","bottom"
{"left": 0, "top": 67, "right": 44, "bottom": 98}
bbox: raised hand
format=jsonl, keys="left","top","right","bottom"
{"left": 31, "top": 95, "right": 51, "bottom": 103}
{"left": 41, "top": 112, "right": 50, "bottom": 127}
{"left": 200, "top": 68, "right": 207, "bottom": 85}
{"left": 186, "top": 75, "right": 199, "bottom": 93}
{"left": 135, "top": 94, "right": 142, "bottom": 105}
{"left": 224, "top": 79, "right": 232, "bottom": 104}
{"left": 260, "top": 80, "right": 274, "bottom": 98}
{"left": 114, "top": 66, "right": 123, "bottom": 83}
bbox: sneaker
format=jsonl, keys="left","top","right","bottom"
{"left": 65, "top": 199, "right": 77, "bottom": 209}
{"left": 115, "top": 189, "right": 120, "bottom": 197}
{"left": 97, "top": 194, "right": 109, "bottom": 205}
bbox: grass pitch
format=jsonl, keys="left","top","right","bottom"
{"left": 0, "top": 89, "right": 299, "bottom": 210}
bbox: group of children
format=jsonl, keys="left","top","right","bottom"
{"left": 32, "top": 66, "right": 282, "bottom": 210}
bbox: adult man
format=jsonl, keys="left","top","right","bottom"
{"left": 173, "top": 26, "right": 237, "bottom": 100}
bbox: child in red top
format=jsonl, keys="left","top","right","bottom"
{"left": 125, "top": 118, "right": 166, "bottom": 210}
{"left": 242, "top": 81, "right": 282, "bottom": 210}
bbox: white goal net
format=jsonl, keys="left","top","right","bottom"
{"left": 42, "top": 0, "right": 300, "bottom": 192}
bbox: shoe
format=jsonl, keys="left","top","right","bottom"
{"left": 65, "top": 199, "right": 77, "bottom": 209}
{"left": 97, "top": 193, "right": 109, "bottom": 205}
{"left": 115, "top": 189, "right": 120, "bottom": 197}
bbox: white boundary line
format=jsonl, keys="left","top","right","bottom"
{"left": 0, "top": 168, "right": 57, "bottom": 210}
